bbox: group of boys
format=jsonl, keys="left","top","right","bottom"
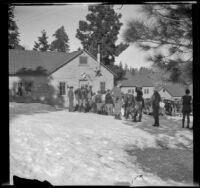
{"left": 123, "top": 87, "right": 145, "bottom": 122}
{"left": 71, "top": 85, "right": 114, "bottom": 114}
{"left": 73, "top": 85, "right": 93, "bottom": 112}
{"left": 68, "top": 84, "right": 145, "bottom": 122}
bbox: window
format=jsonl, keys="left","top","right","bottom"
{"left": 59, "top": 82, "right": 66, "bottom": 95}
{"left": 100, "top": 82, "right": 106, "bottom": 93}
{"left": 24, "top": 81, "right": 33, "bottom": 93}
{"left": 79, "top": 56, "right": 88, "bottom": 65}
{"left": 132, "top": 89, "right": 134, "bottom": 94}
{"left": 17, "top": 82, "right": 23, "bottom": 96}
{"left": 79, "top": 80, "right": 89, "bottom": 88}
{"left": 144, "top": 88, "right": 149, "bottom": 94}
{"left": 16, "top": 81, "right": 34, "bottom": 96}
{"left": 128, "top": 89, "right": 131, "bottom": 93}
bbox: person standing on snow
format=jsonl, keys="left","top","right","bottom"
{"left": 87, "top": 85, "right": 93, "bottom": 112}
{"left": 74, "top": 88, "right": 81, "bottom": 111}
{"left": 133, "top": 87, "right": 144, "bottom": 122}
{"left": 112, "top": 83, "right": 123, "bottom": 120}
{"left": 68, "top": 86, "right": 74, "bottom": 112}
{"left": 124, "top": 90, "right": 135, "bottom": 120}
{"left": 95, "top": 90, "right": 103, "bottom": 114}
{"left": 181, "top": 89, "right": 192, "bottom": 129}
{"left": 105, "top": 89, "right": 114, "bottom": 116}
{"left": 151, "top": 87, "right": 161, "bottom": 127}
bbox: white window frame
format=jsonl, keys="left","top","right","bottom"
{"left": 59, "top": 82, "right": 66, "bottom": 95}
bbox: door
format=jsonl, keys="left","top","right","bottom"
{"left": 79, "top": 79, "right": 89, "bottom": 88}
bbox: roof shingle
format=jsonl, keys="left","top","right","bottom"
{"left": 9, "top": 50, "right": 82, "bottom": 75}
{"left": 161, "top": 83, "right": 186, "bottom": 97}
{"left": 9, "top": 49, "right": 116, "bottom": 76}
{"left": 120, "top": 71, "right": 153, "bottom": 87}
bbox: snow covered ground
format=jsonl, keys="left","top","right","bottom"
{"left": 9, "top": 102, "right": 194, "bottom": 186}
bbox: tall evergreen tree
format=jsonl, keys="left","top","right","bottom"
{"left": 8, "top": 5, "right": 20, "bottom": 49}
{"left": 76, "top": 5, "right": 128, "bottom": 66}
{"left": 50, "top": 26, "right": 70, "bottom": 52}
{"left": 123, "top": 4, "right": 192, "bottom": 84}
{"left": 33, "top": 30, "right": 50, "bottom": 51}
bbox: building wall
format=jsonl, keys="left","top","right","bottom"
{"left": 142, "top": 87, "right": 154, "bottom": 99}
{"left": 9, "top": 76, "right": 21, "bottom": 96}
{"left": 50, "top": 51, "right": 114, "bottom": 94}
{"left": 120, "top": 87, "right": 136, "bottom": 95}
{"left": 9, "top": 75, "right": 65, "bottom": 107}
{"left": 9, "top": 51, "right": 114, "bottom": 107}
{"left": 121, "top": 86, "right": 154, "bottom": 99}
{"left": 159, "top": 88, "right": 173, "bottom": 100}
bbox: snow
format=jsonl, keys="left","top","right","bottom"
{"left": 9, "top": 102, "right": 193, "bottom": 186}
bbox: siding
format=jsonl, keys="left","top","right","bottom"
{"left": 9, "top": 52, "right": 114, "bottom": 107}
{"left": 121, "top": 86, "right": 154, "bottom": 99}
{"left": 121, "top": 87, "right": 136, "bottom": 95}
{"left": 9, "top": 75, "right": 65, "bottom": 107}
{"left": 51, "top": 51, "right": 114, "bottom": 94}
{"left": 159, "top": 88, "right": 173, "bottom": 100}
{"left": 142, "top": 87, "right": 154, "bottom": 99}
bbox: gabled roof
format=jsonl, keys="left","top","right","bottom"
{"left": 9, "top": 49, "right": 116, "bottom": 76}
{"left": 82, "top": 49, "right": 117, "bottom": 77}
{"left": 160, "top": 83, "right": 186, "bottom": 97}
{"left": 120, "top": 71, "right": 153, "bottom": 87}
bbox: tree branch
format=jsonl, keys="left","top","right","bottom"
{"left": 153, "top": 8, "right": 191, "bottom": 23}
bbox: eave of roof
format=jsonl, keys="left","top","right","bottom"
{"left": 160, "top": 84, "right": 185, "bottom": 97}
{"left": 48, "top": 50, "right": 83, "bottom": 75}
{"left": 9, "top": 49, "right": 116, "bottom": 77}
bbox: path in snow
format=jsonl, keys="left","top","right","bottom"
{"left": 9, "top": 103, "right": 193, "bottom": 186}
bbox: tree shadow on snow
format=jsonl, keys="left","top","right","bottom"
{"left": 9, "top": 103, "right": 63, "bottom": 122}
{"left": 123, "top": 115, "right": 193, "bottom": 144}
{"left": 9, "top": 67, "right": 66, "bottom": 122}
{"left": 122, "top": 115, "right": 193, "bottom": 184}
{"left": 124, "top": 147, "right": 193, "bottom": 184}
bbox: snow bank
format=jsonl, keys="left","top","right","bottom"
{"left": 9, "top": 103, "right": 193, "bottom": 186}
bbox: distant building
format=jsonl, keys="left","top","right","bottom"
{"left": 9, "top": 49, "right": 116, "bottom": 107}
{"left": 188, "top": 83, "right": 193, "bottom": 96}
{"left": 158, "top": 83, "right": 187, "bottom": 100}
{"left": 120, "top": 71, "right": 154, "bottom": 99}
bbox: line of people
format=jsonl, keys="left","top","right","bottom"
{"left": 67, "top": 84, "right": 147, "bottom": 123}
{"left": 67, "top": 84, "right": 192, "bottom": 129}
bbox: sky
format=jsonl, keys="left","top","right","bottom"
{"left": 14, "top": 4, "right": 153, "bottom": 69}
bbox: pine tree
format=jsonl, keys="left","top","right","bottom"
{"left": 50, "top": 26, "right": 70, "bottom": 52}
{"left": 124, "top": 63, "right": 128, "bottom": 71}
{"left": 8, "top": 5, "right": 20, "bottom": 49}
{"left": 33, "top": 30, "right": 50, "bottom": 51}
{"left": 76, "top": 5, "right": 128, "bottom": 66}
{"left": 123, "top": 4, "right": 192, "bottom": 84}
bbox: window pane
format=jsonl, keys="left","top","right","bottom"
{"left": 59, "top": 82, "right": 66, "bottom": 95}
{"left": 79, "top": 56, "right": 88, "bottom": 64}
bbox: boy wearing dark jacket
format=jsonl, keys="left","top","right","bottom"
{"left": 105, "top": 90, "right": 114, "bottom": 115}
